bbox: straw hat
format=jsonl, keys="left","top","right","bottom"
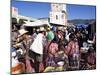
{"left": 64, "top": 27, "right": 67, "bottom": 30}
{"left": 18, "top": 29, "right": 28, "bottom": 37}
{"left": 36, "top": 29, "right": 40, "bottom": 32}
{"left": 57, "top": 27, "right": 62, "bottom": 31}
{"left": 40, "top": 27, "right": 46, "bottom": 31}
{"left": 47, "top": 27, "right": 50, "bottom": 31}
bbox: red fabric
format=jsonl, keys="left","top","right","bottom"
{"left": 66, "top": 41, "right": 79, "bottom": 55}
{"left": 87, "top": 53, "right": 96, "bottom": 65}
{"left": 48, "top": 42, "right": 58, "bottom": 54}
{"left": 39, "top": 62, "right": 44, "bottom": 72}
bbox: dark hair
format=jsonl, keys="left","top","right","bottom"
{"left": 69, "top": 33, "right": 75, "bottom": 40}
{"left": 88, "top": 47, "right": 95, "bottom": 53}
{"left": 39, "top": 31, "right": 44, "bottom": 33}
{"left": 52, "top": 36, "right": 58, "bottom": 43}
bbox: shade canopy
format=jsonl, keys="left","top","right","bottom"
{"left": 23, "top": 20, "right": 51, "bottom": 27}
{"left": 76, "top": 24, "right": 88, "bottom": 29}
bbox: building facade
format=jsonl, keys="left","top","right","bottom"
{"left": 12, "top": 7, "right": 37, "bottom": 23}
{"left": 49, "top": 3, "right": 67, "bottom": 26}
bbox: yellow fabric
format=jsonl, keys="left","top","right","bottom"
{"left": 44, "top": 66, "right": 55, "bottom": 72}
{"left": 56, "top": 66, "right": 64, "bottom": 71}
{"left": 44, "top": 66, "right": 64, "bottom": 72}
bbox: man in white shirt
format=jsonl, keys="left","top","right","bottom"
{"left": 30, "top": 27, "right": 46, "bottom": 72}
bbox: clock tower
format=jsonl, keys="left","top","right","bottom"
{"left": 50, "top": 3, "right": 67, "bottom": 26}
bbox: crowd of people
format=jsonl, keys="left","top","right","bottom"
{"left": 11, "top": 24, "right": 96, "bottom": 74}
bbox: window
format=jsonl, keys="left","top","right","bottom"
{"left": 56, "top": 15, "right": 58, "bottom": 20}
{"left": 56, "top": 5, "right": 58, "bottom": 8}
{"left": 62, "top": 14, "right": 64, "bottom": 19}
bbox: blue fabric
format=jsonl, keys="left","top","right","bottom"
{"left": 76, "top": 24, "right": 88, "bottom": 29}
{"left": 11, "top": 47, "right": 16, "bottom": 52}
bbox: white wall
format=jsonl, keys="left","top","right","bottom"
{"left": 50, "top": 3, "right": 67, "bottom": 26}
{"left": 50, "top": 11, "right": 67, "bottom": 25}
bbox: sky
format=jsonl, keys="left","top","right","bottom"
{"left": 11, "top": 0, "right": 96, "bottom": 20}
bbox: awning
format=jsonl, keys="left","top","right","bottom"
{"left": 23, "top": 20, "right": 51, "bottom": 27}
{"left": 50, "top": 23, "right": 66, "bottom": 27}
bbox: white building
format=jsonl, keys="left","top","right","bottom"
{"left": 12, "top": 7, "right": 37, "bottom": 23}
{"left": 12, "top": 7, "right": 18, "bottom": 18}
{"left": 49, "top": 3, "right": 67, "bottom": 26}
